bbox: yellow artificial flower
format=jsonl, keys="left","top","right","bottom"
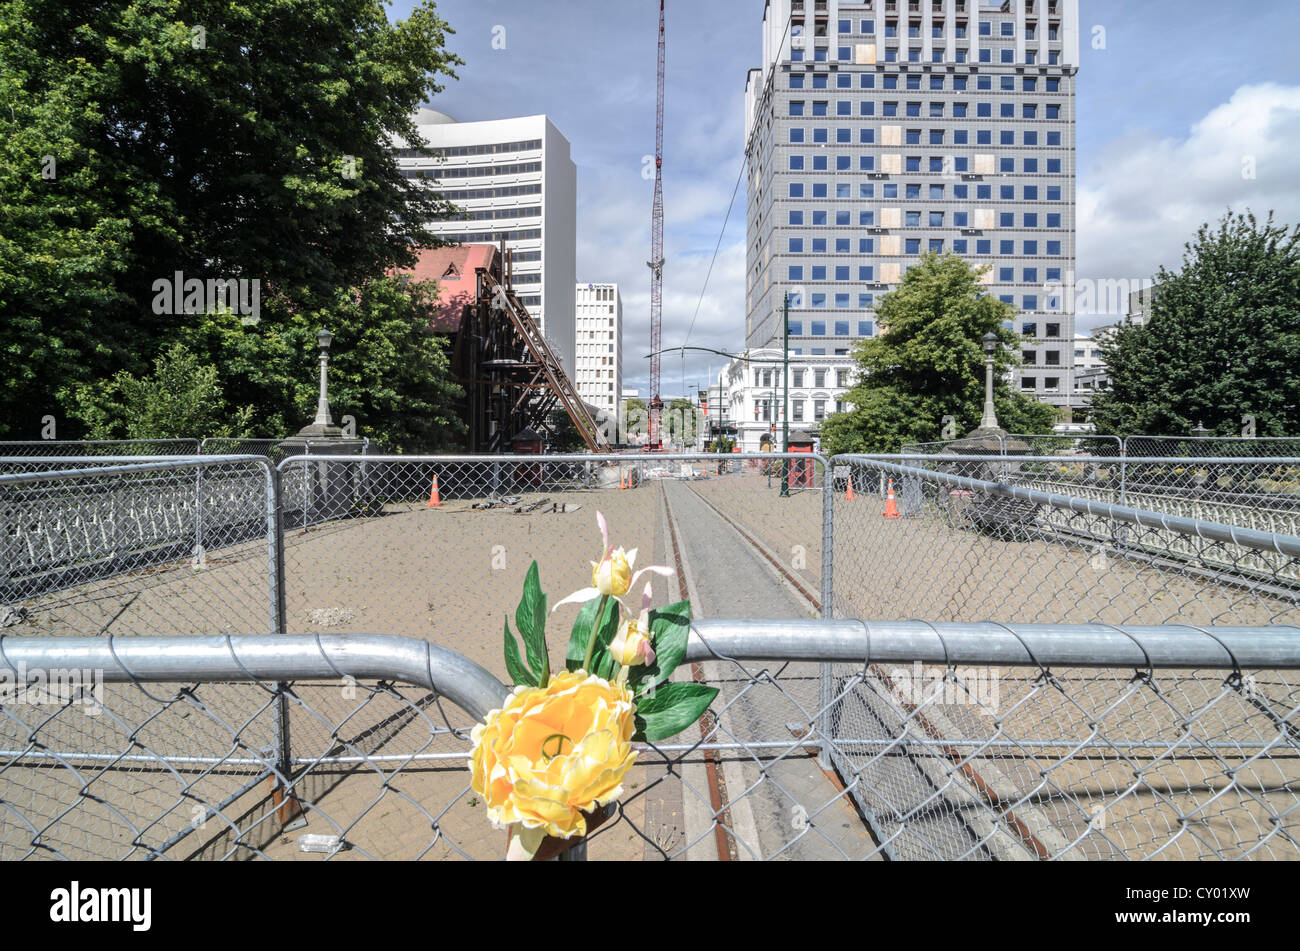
{"left": 609, "top": 582, "right": 656, "bottom": 671}
{"left": 468, "top": 670, "right": 637, "bottom": 857}
{"left": 552, "top": 511, "right": 674, "bottom": 614}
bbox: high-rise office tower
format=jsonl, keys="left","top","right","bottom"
{"left": 574, "top": 282, "right": 623, "bottom": 418}
{"left": 396, "top": 110, "right": 578, "bottom": 380}
{"left": 744, "top": 0, "right": 1079, "bottom": 410}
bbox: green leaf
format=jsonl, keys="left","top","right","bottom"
{"left": 629, "top": 601, "right": 691, "bottom": 698}
{"left": 633, "top": 682, "right": 719, "bottom": 743}
{"left": 503, "top": 618, "right": 537, "bottom": 687}
{"left": 565, "top": 595, "right": 619, "bottom": 675}
{"left": 515, "top": 561, "right": 549, "bottom": 683}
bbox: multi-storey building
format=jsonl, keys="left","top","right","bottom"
{"left": 721, "top": 349, "right": 857, "bottom": 453}
{"left": 744, "top": 0, "right": 1080, "bottom": 412}
{"left": 395, "top": 110, "right": 578, "bottom": 379}
{"left": 574, "top": 282, "right": 623, "bottom": 419}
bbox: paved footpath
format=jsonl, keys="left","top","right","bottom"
{"left": 662, "top": 481, "right": 881, "bottom": 860}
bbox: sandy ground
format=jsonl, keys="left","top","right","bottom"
{"left": 4, "top": 466, "right": 1298, "bottom": 860}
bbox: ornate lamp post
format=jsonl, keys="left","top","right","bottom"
{"left": 980, "top": 331, "right": 1000, "bottom": 431}
{"left": 313, "top": 328, "right": 335, "bottom": 429}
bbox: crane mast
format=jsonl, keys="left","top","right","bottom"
{"left": 647, "top": 0, "right": 665, "bottom": 449}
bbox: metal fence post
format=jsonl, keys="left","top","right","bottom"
{"left": 817, "top": 454, "right": 835, "bottom": 770}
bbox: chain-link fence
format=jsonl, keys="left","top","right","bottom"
{"left": 4, "top": 449, "right": 1300, "bottom": 859}
{"left": 2, "top": 623, "right": 1295, "bottom": 860}
{"left": 0, "top": 439, "right": 200, "bottom": 462}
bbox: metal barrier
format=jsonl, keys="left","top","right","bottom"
{"left": 0, "top": 439, "right": 200, "bottom": 457}
{"left": 1, "top": 623, "right": 1295, "bottom": 860}
{"left": 4, "top": 449, "right": 1300, "bottom": 859}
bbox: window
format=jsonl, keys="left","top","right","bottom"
{"left": 1024, "top": 158, "right": 1039, "bottom": 173}
{"left": 1000, "top": 240, "right": 1015, "bottom": 254}
{"left": 1000, "top": 184, "right": 1014, "bottom": 200}
{"left": 812, "top": 155, "right": 827, "bottom": 170}
{"left": 1000, "top": 48, "right": 1014, "bottom": 63}
{"left": 979, "top": 20, "right": 991, "bottom": 36}
{"left": 859, "top": 155, "right": 875, "bottom": 171}
{"left": 792, "top": 370, "right": 805, "bottom": 388}
{"left": 1000, "top": 157, "right": 1015, "bottom": 173}
{"left": 1021, "top": 377, "right": 1037, "bottom": 391}
{"left": 860, "top": 100, "right": 875, "bottom": 116}
{"left": 999, "top": 212, "right": 1014, "bottom": 228}
{"left": 883, "top": 101, "right": 898, "bottom": 116}
{"left": 1046, "top": 240, "right": 1061, "bottom": 255}
{"left": 861, "top": 19, "right": 874, "bottom": 34}
{"left": 976, "top": 239, "right": 991, "bottom": 254}
{"left": 859, "top": 265, "right": 874, "bottom": 280}
{"left": 1023, "top": 78, "right": 1038, "bottom": 92}
{"left": 999, "top": 267, "right": 1014, "bottom": 282}
{"left": 1046, "top": 213, "right": 1061, "bottom": 228}
{"left": 1023, "top": 295, "right": 1038, "bottom": 310}
{"left": 1000, "top": 102, "right": 1015, "bottom": 118}
{"left": 906, "top": 102, "right": 922, "bottom": 117}
{"left": 979, "top": 48, "right": 991, "bottom": 62}
{"left": 811, "top": 264, "right": 826, "bottom": 278}
{"left": 1001, "top": 21, "right": 1014, "bottom": 37}
{"left": 836, "top": 210, "right": 851, "bottom": 226}
{"left": 857, "top": 294, "right": 873, "bottom": 308}
{"left": 1046, "top": 104, "right": 1061, "bottom": 119}
{"left": 860, "top": 210, "right": 875, "bottom": 226}
{"left": 1024, "top": 213, "right": 1039, "bottom": 228}
{"left": 906, "top": 238, "right": 921, "bottom": 254}
{"left": 1023, "top": 103, "right": 1038, "bottom": 120}
{"left": 884, "top": 75, "right": 899, "bottom": 90}
{"left": 953, "top": 104, "right": 968, "bottom": 119}
{"left": 883, "top": 184, "right": 898, "bottom": 198}
{"left": 906, "top": 211, "right": 921, "bottom": 226}
{"left": 835, "top": 293, "right": 850, "bottom": 308}
{"left": 906, "top": 184, "right": 922, "bottom": 201}
{"left": 1022, "top": 350, "right": 1037, "bottom": 365}
{"left": 790, "top": 155, "right": 805, "bottom": 170}
{"left": 929, "top": 157, "right": 944, "bottom": 172}
{"left": 906, "top": 156, "right": 921, "bottom": 172}
{"left": 1046, "top": 268, "right": 1062, "bottom": 282}
{"left": 1045, "top": 351, "right": 1061, "bottom": 366}
{"left": 906, "top": 129, "right": 921, "bottom": 145}
{"left": 790, "top": 74, "right": 805, "bottom": 89}
{"left": 930, "top": 184, "right": 944, "bottom": 199}
{"left": 789, "top": 183, "right": 804, "bottom": 197}
{"left": 907, "top": 75, "right": 922, "bottom": 90}
{"left": 1023, "top": 268, "right": 1038, "bottom": 282}
{"left": 977, "top": 102, "right": 992, "bottom": 117}
{"left": 1047, "top": 131, "right": 1062, "bottom": 146}
{"left": 953, "top": 211, "right": 968, "bottom": 227}
{"left": 813, "top": 183, "right": 828, "bottom": 197}
{"left": 790, "top": 127, "right": 805, "bottom": 143}
{"left": 885, "top": 48, "right": 897, "bottom": 62}
{"left": 811, "top": 321, "right": 826, "bottom": 335}
{"left": 836, "top": 182, "right": 851, "bottom": 199}
{"left": 812, "top": 210, "right": 827, "bottom": 226}
{"left": 860, "top": 73, "right": 875, "bottom": 88}
{"left": 793, "top": 401, "right": 804, "bottom": 421}
{"left": 1000, "top": 130, "right": 1014, "bottom": 146}
{"left": 814, "top": 369, "right": 827, "bottom": 388}
{"left": 790, "top": 101, "right": 805, "bottom": 116}
{"left": 789, "top": 210, "right": 803, "bottom": 225}
{"left": 953, "top": 239, "right": 967, "bottom": 253}
{"left": 789, "top": 238, "right": 804, "bottom": 253}
{"left": 788, "top": 266, "right": 803, "bottom": 280}
{"left": 811, "top": 294, "right": 826, "bottom": 308}
{"left": 930, "top": 76, "right": 944, "bottom": 90}
{"left": 929, "top": 238, "right": 944, "bottom": 252}
{"left": 860, "top": 128, "right": 876, "bottom": 145}
{"left": 837, "top": 73, "right": 852, "bottom": 89}
{"left": 859, "top": 239, "right": 874, "bottom": 254}
{"left": 929, "top": 212, "right": 944, "bottom": 227}
{"left": 1022, "top": 240, "right": 1038, "bottom": 255}
{"left": 1047, "top": 158, "right": 1062, "bottom": 173}
{"left": 954, "top": 76, "right": 968, "bottom": 91}
{"left": 838, "top": 18, "right": 851, "bottom": 32}
{"left": 813, "top": 127, "right": 828, "bottom": 143}
{"left": 837, "top": 100, "right": 852, "bottom": 115}
{"left": 835, "top": 264, "right": 850, "bottom": 279}
{"left": 788, "top": 322, "right": 803, "bottom": 336}
{"left": 858, "top": 321, "right": 873, "bottom": 335}
{"left": 929, "top": 129, "right": 944, "bottom": 144}
{"left": 836, "top": 155, "right": 851, "bottom": 171}
{"left": 813, "top": 101, "right": 828, "bottom": 116}
{"left": 814, "top": 400, "right": 826, "bottom": 421}
{"left": 1047, "top": 78, "right": 1060, "bottom": 93}
{"left": 836, "top": 127, "right": 852, "bottom": 143}
{"left": 977, "top": 75, "right": 992, "bottom": 91}
{"left": 859, "top": 183, "right": 875, "bottom": 199}
{"left": 1047, "top": 186, "right": 1062, "bottom": 201}
{"left": 977, "top": 129, "right": 992, "bottom": 145}
{"left": 834, "top": 321, "right": 850, "bottom": 335}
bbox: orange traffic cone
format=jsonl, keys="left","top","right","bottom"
{"left": 846, "top": 479, "right": 856, "bottom": 502}
{"left": 426, "top": 473, "right": 443, "bottom": 508}
{"left": 883, "top": 478, "right": 901, "bottom": 519}
{"left": 619, "top": 471, "right": 627, "bottom": 490}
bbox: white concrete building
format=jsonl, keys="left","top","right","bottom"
{"left": 720, "top": 348, "right": 857, "bottom": 453}
{"left": 395, "top": 110, "right": 578, "bottom": 379}
{"left": 575, "top": 283, "right": 622, "bottom": 419}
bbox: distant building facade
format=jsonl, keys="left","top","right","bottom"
{"left": 574, "top": 283, "right": 623, "bottom": 419}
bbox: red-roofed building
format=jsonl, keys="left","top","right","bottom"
{"left": 395, "top": 244, "right": 499, "bottom": 333}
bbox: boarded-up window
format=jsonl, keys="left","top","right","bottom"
{"left": 881, "top": 125, "right": 903, "bottom": 146}
{"left": 974, "top": 154, "right": 996, "bottom": 175}
{"left": 880, "top": 208, "right": 902, "bottom": 229}
{"left": 881, "top": 263, "right": 902, "bottom": 284}
{"left": 880, "top": 234, "right": 901, "bottom": 255}
{"left": 855, "top": 44, "right": 877, "bottom": 65}
{"left": 974, "top": 208, "right": 995, "bottom": 229}
{"left": 880, "top": 153, "right": 902, "bottom": 174}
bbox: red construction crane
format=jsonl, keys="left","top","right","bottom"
{"left": 647, "top": 0, "right": 666, "bottom": 450}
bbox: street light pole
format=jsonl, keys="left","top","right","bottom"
{"left": 314, "top": 328, "right": 335, "bottom": 428}
{"left": 780, "top": 293, "right": 790, "bottom": 498}
{"left": 980, "top": 331, "right": 999, "bottom": 430}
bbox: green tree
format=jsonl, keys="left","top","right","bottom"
{"left": 0, "top": 0, "right": 463, "bottom": 438}
{"left": 1091, "top": 211, "right": 1300, "bottom": 437}
{"left": 820, "top": 253, "right": 1056, "bottom": 454}
{"left": 68, "top": 343, "right": 254, "bottom": 440}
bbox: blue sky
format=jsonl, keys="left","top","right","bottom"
{"left": 385, "top": 0, "right": 1300, "bottom": 398}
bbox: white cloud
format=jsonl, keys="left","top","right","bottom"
{"left": 1077, "top": 82, "right": 1300, "bottom": 332}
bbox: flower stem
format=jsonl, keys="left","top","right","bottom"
{"left": 583, "top": 595, "right": 611, "bottom": 674}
